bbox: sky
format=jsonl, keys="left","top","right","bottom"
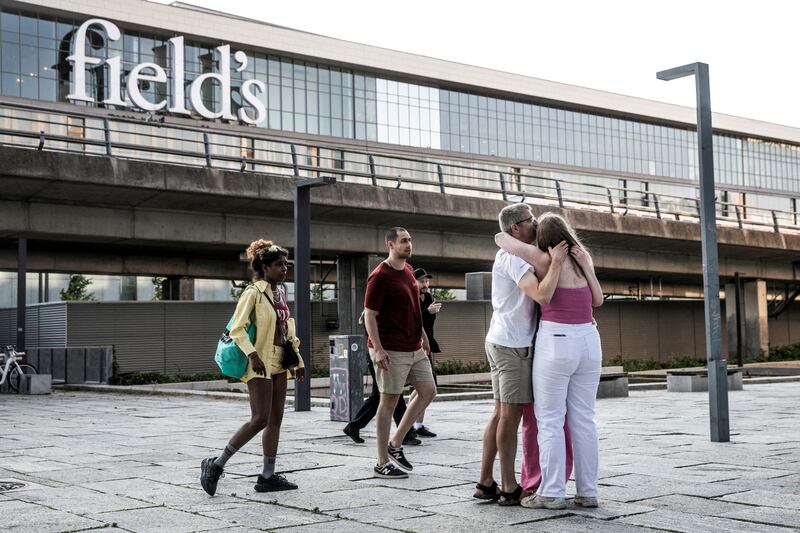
{"left": 152, "top": 0, "right": 800, "bottom": 128}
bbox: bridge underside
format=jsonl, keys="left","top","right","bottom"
{"left": 0, "top": 145, "right": 799, "bottom": 296}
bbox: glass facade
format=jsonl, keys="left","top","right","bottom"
{"left": 1, "top": 7, "right": 799, "bottom": 216}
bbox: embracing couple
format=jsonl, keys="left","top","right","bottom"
{"left": 475, "top": 203, "right": 604, "bottom": 509}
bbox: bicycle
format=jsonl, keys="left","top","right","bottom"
{"left": 0, "top": 345, "right": 38, "bottom": 393}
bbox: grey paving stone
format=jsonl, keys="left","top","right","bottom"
{"left": 82, "top": 477, "right": 242, "bottom": 512}
{"left": 26, "top": 466, "right": 128, "bottom": 486}
{"left": 12, "top": 485, "right": 153, "bottom": 514}
{"left": 354, "top": 473, "right": 469, "bottom": 491}
{"left": 333, "top": 503, "right": 432, "bottom": 523}
{"left": 0, "top": 498, "right": 105, "bottom": 532}
{"left": 618, "top": 509, "right": 797, "bottom": 532}
{"left": 197, "top": 502, "right": 334, "bottom": 529}
{"left": 398, "top": 512, "right": 555, "bottom": 532}
{"left": 525, "top": 515, "right": 666, "bottom": 532}
{"left": 635, "top": 494, "right": 752, "bottom": 516}
{"left": 426, "top": 499, "right": 569, "bottom": 525}
{"left": 720, "top": 506, "right": 800, "bottom": 529}
{"left": 278, "top": 519, "right": 397, "bottom": 532}
{"left": 598, "top": 473, "right": 747, "bottom": 498}
{"left": 564, "top": 499, "right": 655, "bottom": 520}
{"left": 720, "top": 489, "right": 800, "bottom": 510}
{"left": 0, "top": 383, "right": 798, "bottom": 532}
{"left": 88, "top": 506, "right": 233, "bottom": 532}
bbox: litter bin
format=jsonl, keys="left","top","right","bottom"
{"left": 329, "top": 334, "right": 366, "bottom": 422}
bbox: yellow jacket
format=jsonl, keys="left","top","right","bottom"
{"left": 229, "top": 281, "right": 303, "bottom": 377}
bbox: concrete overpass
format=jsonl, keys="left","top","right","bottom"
{"left": 1, "top": 144, "right": 799, "bottom": 293}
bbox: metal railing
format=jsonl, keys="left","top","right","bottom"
{"left": 1, "top": 99, "right": 798, "bottom": 234}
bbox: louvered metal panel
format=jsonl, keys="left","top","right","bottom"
{"left": 35, "top": 303, "right": 67, "bottom": 347}
{"left": 25, "top": 306, "right": 40, "bottom": 348}
{"left": 68, "top": 302, "right": 167, "bottom": 373}
{"left": 594, "top": 304, "right": 621, "bottom": 360}
{"left": 657, "top": 302, "right": 699, "bottom": 362}
{"left": 0, "top": 308, "right": 15, "bottom": 345}
{"left": 164, "top": 302, "right": 234, "bottom": 374}
{"left": 618, "top": 302, "right": 662, "bottom": 360}
{"left": 767, "top": 302, "right": 800, "bottom": 347}
{"left": 431, "top": 301, "right": 492, "bottom": 365}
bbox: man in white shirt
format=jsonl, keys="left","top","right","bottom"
{"left": 474, "top": 203, "right": 566, "bottom": 506}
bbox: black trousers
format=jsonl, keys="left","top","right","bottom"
{"left": 348, "top": 357, "right": 407, "bottom": 429}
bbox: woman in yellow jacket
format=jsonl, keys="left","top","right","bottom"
{"left": 200, "top": 239, "right": 305, "bottom": 496}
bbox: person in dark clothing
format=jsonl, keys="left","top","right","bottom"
{"left": 409, "top": 268, "right": 440, "bottom": 438}
{"left": 342, "top": 312, "right": 421, "bottom": 446}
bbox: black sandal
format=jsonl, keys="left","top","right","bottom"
{"left": 497, "top": 485, "right": 523, "bottom": 506}
{"left": 473, "top": 480, "right": 500, "bottom": 500}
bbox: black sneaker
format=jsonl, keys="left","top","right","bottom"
{"left": 200, "top": 457, "right": 224, "bottom": 496}
{"left": 374, "top": 461, "right": 408, "bottom": 479}
{"left": 415, "top": 425, "right": 437, "bottom": 438}
{"left": 388, "top": 445, "right": 413, "bottom": 471}
{"left": 403, "top": 429, "right": 421, "bottom": 446}
{"left": 343, "top": 424, "right": 364, "bottom": 444}
{"left": 254, "top": 473, "right": 298, "bottom": 492}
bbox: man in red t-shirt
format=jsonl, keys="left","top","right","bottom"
{"left": 364, "top": 227, "right": 437, "bottom": 479}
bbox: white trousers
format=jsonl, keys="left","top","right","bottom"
{"left": 533, "top": 321, "right": 601, "bottom": 498}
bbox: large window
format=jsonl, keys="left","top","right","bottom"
{"left": 2, "top": 7, "right": 800, "bottom": 202}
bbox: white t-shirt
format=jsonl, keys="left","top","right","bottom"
{"left": 485, "top": 249, "right": 539, "bottom": 348}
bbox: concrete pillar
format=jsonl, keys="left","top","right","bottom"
{"left": 725, "top": 279, "right": 768, "bottom": 360}
{"left": 466, "top": 272, "right": 492, "bottom": 300}
{"left": 17, "top": 238, "right": 27, "bottom": 351}
{"left": 163, "top": 276, "right": 195, "bottom": 300}
{"left": 743, "top": 280, "right": 768, "bottom": 356}
{"left": 724, "top": 282, "right": 740, "bottom": 362}
{"left": 336, "top": 254, "right": 381, "bottom": 335}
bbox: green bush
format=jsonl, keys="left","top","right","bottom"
{"left": 608, "top": 341, "right": 800, "bottom": 373}
{"left": 606, "top": 356, "right": 706, "bottom": 373}
{"left": 767, "top": 342, "right": 800, "bottom": 362}
{"left": 434, "top": 360, "right": 490, "bottom": 375}
{"left": 110, "top": 371, "right": 235, "bottom": 386}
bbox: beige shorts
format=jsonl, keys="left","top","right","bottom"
{"left": 241, "top": 346, "right": 289, "bottom": 383}
{"left": 485, "top": 342, "right": 533, "bottom": 404}
{"left": 370, "top": 348, "right": 435, "bottom": 395}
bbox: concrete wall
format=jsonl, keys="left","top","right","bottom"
{"left": 3, "top": 300, "right": 799, "bottom": 375}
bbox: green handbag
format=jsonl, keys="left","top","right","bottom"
{"left": 214, "top": 291, "right": 257, "bottom": 379}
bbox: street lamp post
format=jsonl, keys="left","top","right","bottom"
{"left": 293, "top": 176, "right": 336, "bottom": 412}
{"left": 656, "top": 62, "right": 730, "bottom": 442}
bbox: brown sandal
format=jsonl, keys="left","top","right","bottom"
{"left": 497, "top": 485, "right": 523, "bottom": 506}
{"left": 473, "top": 480, "right": 500, "bottom": 500}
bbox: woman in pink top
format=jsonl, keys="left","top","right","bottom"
{"left": 497, "top": 212, "right": 604, "bottom": 510}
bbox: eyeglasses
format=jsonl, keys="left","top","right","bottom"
{"left": 514, "top": 216, "right": 535, "bottom": 226}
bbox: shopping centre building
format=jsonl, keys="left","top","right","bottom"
{"left": 3, "top": 0, "right": 800, "bottom": 217}
{"left": 1, "top": 0, "right": 799, "bottom": 368}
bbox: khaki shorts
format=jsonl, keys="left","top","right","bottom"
{"left": 370, "top": 348, "right": 435, "bottom": 395}
{"left": 485, "top": 342, "right": 533, "bottom": 403}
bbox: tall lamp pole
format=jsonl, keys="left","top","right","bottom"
{"left": 294, "top": 176, "right": 336, "bottom": 411}
{"left": 656, "top": 62, "right": 729, "bottom": 442}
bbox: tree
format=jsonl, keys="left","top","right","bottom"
{"left": 311, "top": 282, "right": 333, "bottom": 301}
{"left": 151, "top": 276, "right": 166, "bottom": 301}
{"left": 230, "top": 280, "right": 250, "bottom": 300}
{"left": 432, "top": 287, "right": 457, "bottom": 301}
{"left": 59, "top": 274, "right": 95, "bottom": 301}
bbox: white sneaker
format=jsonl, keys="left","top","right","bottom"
{"left": 573, "top": 496, "right": 598, "bottom": 508}
{"left": 520, "top": 494, "right": 567, "bottom": 509}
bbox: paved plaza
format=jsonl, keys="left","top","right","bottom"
{"left": 1, "top": 382, "right": 799, "bottom": 532}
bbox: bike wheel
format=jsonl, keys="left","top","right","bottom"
{"left": 8, "top": 363, "right": 37, "bottom": 392}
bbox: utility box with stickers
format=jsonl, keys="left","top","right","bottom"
{"left": 329, "top": 335, "right": 366, "bottom": 422}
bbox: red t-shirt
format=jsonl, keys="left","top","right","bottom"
{"left": 364, "top": 262, "right": 423, "bottom": 351}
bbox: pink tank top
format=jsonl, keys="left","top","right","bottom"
{"left": 541, "top": 286, "right": 593, "bottom": 324}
